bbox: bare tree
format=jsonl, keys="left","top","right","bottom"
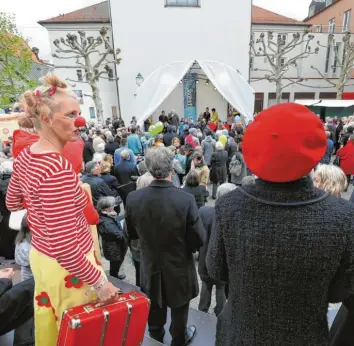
{"left": 250, "top": 31, "right": 320, "bottom": 104}
{"left": 311, "top": 32, "right": 354, "bottom": 99}
{"left": 53, "top": 27, "right": 122, "bottom": 122}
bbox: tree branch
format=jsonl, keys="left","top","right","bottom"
{"left": 310, "top": 66, "right": 337, "bottom": 86}
{"left": 66, "top": 78, "right": 90, "bottom": 84}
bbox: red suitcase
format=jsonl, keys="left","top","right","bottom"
{"left": 57, "top": 291, "right": 150, "bottom": 346}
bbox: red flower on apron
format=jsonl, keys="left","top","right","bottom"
{"left": 35, "top": 292, "right": 51, "bottom": 308}
{"left": 64, "top": 274, "right": 83, "bottom": 289}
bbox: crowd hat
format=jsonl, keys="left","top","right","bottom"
{"left": 243, "top": 103, "right": 327, "bottom": 183}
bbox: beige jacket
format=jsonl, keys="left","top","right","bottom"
{"left": 195, "top": 165, "right": 210, "bottom": 187}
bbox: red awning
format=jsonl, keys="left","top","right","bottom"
{"left": 343, "top": 92, "right": 354, "bottom": 100}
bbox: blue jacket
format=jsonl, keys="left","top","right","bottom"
{"left": 128, "top": 134, "right": 142, "bottom": 154}
{"left": 114, "top": 147, "right": 136, "bottom": 166}
{"left": 321, "top": 139, "right": 334, "bottom": 164}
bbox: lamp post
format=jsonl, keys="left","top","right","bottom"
{"left": 136, "top": 73, "right": 144, "bottom": 87}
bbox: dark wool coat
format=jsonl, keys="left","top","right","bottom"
{"left": 182, "top": 185, "right": 206, "bottom": 209}
{"left": 104, "top": 142, "right": 120, "bottom": 157}
{"left": 98, "top": 213, "right": 127, "bottom": 262}
{"left": 210, "top": 150, "right": 228, "bottom": 184}
{"left": 198, "top": 206, "right": 225, "bottom": 286}
{"left": 207, "top": 178, "right": 354, "bottom": 346}
{"left": 125, "top": 180, "right": 206, "bottom": 308}
{"left": 83, "top": 140, "right": 94, "bottom": 163}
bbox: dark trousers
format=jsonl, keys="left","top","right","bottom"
{"left": 149, "top": 301, "right": 189, "bottom": 346}
{"left": 109, "top": 260, "right": 123, "bottom": 278}
{"left": 198, "top": 281, "right": 226, "bottom": 316}
{"left": 0, "top": 278, "right": 34, "bottom": 336}
{"left": 133, "top": 259, "right": 140, "bottom": 287}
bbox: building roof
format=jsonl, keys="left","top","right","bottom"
{"left": 252, "top": 5, "right": 309, "bottom": 26}
{"left": 38, "top": 1, "right": 110, "bottom": 25}
{"left": 38, "top": 1, "right": 307, "bottom": 27}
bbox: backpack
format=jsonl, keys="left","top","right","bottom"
{"left": 229, "top": 155, "right": 242, "bottom": 177}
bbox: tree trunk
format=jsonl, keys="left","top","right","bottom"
{"left": 91, "top": 82, "right": 104, "bottom": 123}
{"left": 275, "top": 80, "right": 282, "bottom": 104}
{"left": 337, "top": 87, "right": 344, "bottom": 100}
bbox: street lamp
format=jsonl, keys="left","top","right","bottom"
{"left": 136, "top": 73, "right": 144, "bottom": 86}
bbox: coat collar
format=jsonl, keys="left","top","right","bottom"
{"left": 150, "top": 180, "right": 174, "bottom": 188}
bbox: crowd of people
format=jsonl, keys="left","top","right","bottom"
{"left": 1, "top": 74, "right": 354, "bottom": 346}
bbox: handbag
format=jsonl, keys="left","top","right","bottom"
{"left": 9, "top": 209, "right": 26, "bottom": 231}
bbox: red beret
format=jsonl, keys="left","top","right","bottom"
{"left": 243, "top": 103, "right": 327, "bottom": 183}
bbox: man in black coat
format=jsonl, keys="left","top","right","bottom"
{"left": 163, "top": 125, "right": 176, "bottom": 147}
{"left": 125, "top": 147, "right": 205, "bottom": 346}
{"left": 81, "top": 133, "right": 94, "bottom": 164}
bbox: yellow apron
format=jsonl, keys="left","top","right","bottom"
{"left": 30, "top": 248, "right": 105, "bottom": 346}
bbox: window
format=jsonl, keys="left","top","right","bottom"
{"left": 324, "top": 45, "right": 331, "bottom": 73}
{"left": 108, "top": 68, "right": 114, "bottom": 80}
{"left": 76, "top": 70, "right": 83, "bottom": 82}
{"left": 328, "top": 18, "right": 335, "bottom": 33}
{"left": 73, "top": 90, "right": 84, "bottom": 104}
{"left": 326, "top": 0, "right": 332, "bottom": 6}
{"left": 165, "top": 0, "right": 199, "bottom": 6}
{"left": 280, "top": 58, "right": 286, "bottom": 67}
{"left": 319, "top": 92, "right": 337, "bottom": 99}
{"left": 343, "top": 10, "right": 351, "bottom": 32}
{"left": 89, "top": 107, "right": 96, "bottom": 119}
{"left": 316, "top": 25, "right": 323, "bottom": 33}
{"left": 309, "top": 6, "right": 315, "bottom": 17}
{"left": 277, "top": 34, "right": 287, "bottom": 45}
{"left": 250, "top": 57, "right": 254, "bottom": 70}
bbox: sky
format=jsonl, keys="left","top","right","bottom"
{"left": 0, "top": 0, "right": 311, "bottom": 61}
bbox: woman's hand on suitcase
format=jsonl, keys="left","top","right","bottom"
{"left": 97, "top": 282, "right": 121, "bottom": 305}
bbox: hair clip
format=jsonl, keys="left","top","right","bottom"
{"left": 49, "top": 86, "right": 57, "bottom": 97}
{"left": 35, "top": 90, "right": 41, "bottom": 97}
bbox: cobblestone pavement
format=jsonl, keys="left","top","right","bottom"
{"left": 103, "top": 183, "right": 353, "bottom": 314}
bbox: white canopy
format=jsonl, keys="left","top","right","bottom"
{"left": 136, "top": 60, "right": 255, "bottom": 127}
{"left": 295, "top": 99, "right": 354, "bottom": 108}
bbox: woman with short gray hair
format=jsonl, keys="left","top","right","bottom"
{"left": 97, "top": 196, "right": 127, "bottom": 280}
{"left": 198, "top": 182, "right": 237, "bottom": 316}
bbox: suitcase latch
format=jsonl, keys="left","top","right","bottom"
{"left": 129, "top": 294, "right": 137, "bottom": 300}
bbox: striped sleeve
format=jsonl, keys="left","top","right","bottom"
{"left": 38, "top": 169, "right": 102, "bottom": 286}
{"left": 6, "top": 160, "right": 24, "bottom": 211}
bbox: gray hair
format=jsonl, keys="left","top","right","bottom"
{"left": 0, "top": 160, "right": 13, "bottom": 174}
{"left": 242, "top": 176, "right": 256, "bottom": 186}
{"left": 81, "top": 133, "right": 88, "bottom": 141}
{"left": 185, "top": 170, "right": 200, "bottom": 187}
{"left": 85, "top": 161, "right": 99, "bottom": 174}
{"left": 97, "top": 196, "right": 116, "bottom": 211}
{"left": 107, "top": 135, "right": 114, "bottom": 143}
{"left": 145, "top": 147, "right": 173, "bottom": 179}
{"left": 216, "top": 183, "right": 237, "bottom": 200}
{"left": 215, "top": 141, "right": 224, "bottom": 150}
{"left": 121, "top": 150, "right": 130, "bottom": 161}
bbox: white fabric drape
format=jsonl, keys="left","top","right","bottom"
{"left": 197, "top": 60, "right": 254, "bottom": 122}
{"left": 136, "top": 61, "right": 194, "bottom": 127}
{"left": 136, "top": 60, "right": 255, "bottom": 126}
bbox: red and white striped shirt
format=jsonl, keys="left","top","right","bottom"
{"left": 6, "top": 147, "right": 102, "bottom": 286}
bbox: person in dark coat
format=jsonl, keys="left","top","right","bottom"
{"left": 81, "top": 133, "right": 94, "bottom": 164}
{"left": 182, "top": 171, "right": 206, "bottom": 209}
{"left": 114, "top": 150, "right": 139, "bottom": 207}
{"left": 207, "top": 103, "right": 354, "bottom": 346}
{"left": 184, "top": 144, "right": 194, "bottom": 175}
{"left": 104, "top": 135, "right": 120, "bottom": 157}
{"left": 81, "top": 161, "right": 119, "bottom": 208}
{"left": 100, "top": 162, "right": 121, "bottom": 214}
{"left": 163, "top": 125, "right": 176, "bottom": 147}
{"left": 0, "top": 161, "right": 15, "bottom": 259}
{"left": 97, "top": 197, "right": 127, "bottom": 280}
{"left": 210, "top": 142, "right": 228, "bottom": 199}
{"left": 179, "top": 125, "right": 190, "bottom": 146}
{"left": 125, "top": 147, "right": 205, "bottom": 346}
{"left": 225, "top": 137, "right": 238, "bottom": 181}
{"left": 198, "top": 183, "right": 236, "bottom": 316}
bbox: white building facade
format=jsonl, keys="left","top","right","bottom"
{"left": 110, "top": 0, "right": 252, "bottom": 122}
{"left": 250, "top": 22, "right": 354, "bottom": 112}
{"left": 39, "top": 9, "right": 120, "bottom": 123}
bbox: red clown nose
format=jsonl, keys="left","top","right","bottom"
{"left": 74, "top": 116, "right": 86, "bottom": 128}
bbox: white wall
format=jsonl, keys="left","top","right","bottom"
{"left": 152, "top": 82, "right": 227, "bottom": 122}
{"left": 41, "top": 23, "right": 119, "bottom": 123}
{"left": 110, "top": 0, "right": 252, "bottom": 123}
